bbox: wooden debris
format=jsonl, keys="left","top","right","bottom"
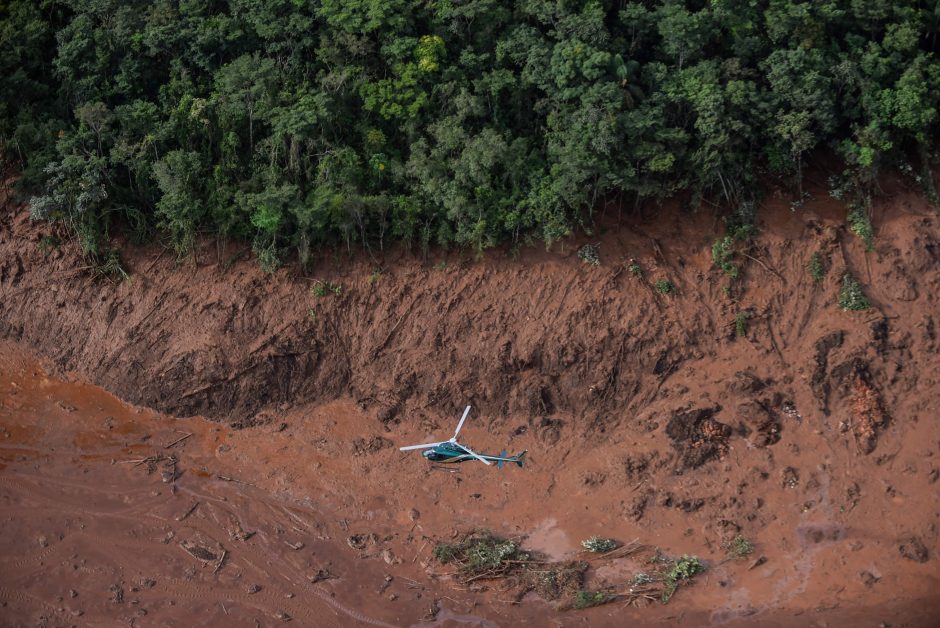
{"left": 175, "top": 501, "right": 199, "bottom": 522}
{"left": 164, "top": 432, "right": 193, "bottom": 449}
{"left": 213, "top": 549, "right": 227, "bottom": 574}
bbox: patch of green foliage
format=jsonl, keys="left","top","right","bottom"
{"left": 581, "top": 537, "right": 618, "bottom": 553}
{"left": 432, "top": 531, "right": 523, "bottom": 577}
{"left": 632, "top": 572, "right": 654, "bottom": 586}
{"left": 808, "top": 252, "right": 826, "bottom": 283}
{"left": 573, "top": 590, "right": 612, "bottom": 610}
{"left": 6, "top": 1, "right": 940, "bottom": 268}
{"left": 839, "top": 274, "right": 871, "bottom": 311}
{"left": 847, "top": 204, "right": 875, "bottom": 251}
{"left": 655, "top": 280, "right": 674, "bottom": 296}
{"left": 310, "top": 281, "right": 342, "bottom": 298}
{"left": 723, "top": 535, "right": 754, "bottom": 559}
{"left": 735, "top": 311, "right": 751, "bottom": 338}
{"left": 661, "top": 556, "right": 705, "bottom": 604}
{"left": 712, "top": 236, "right": 739, "bottom": 279}
{"left": 577, "top": 244, "right": 600, "bottom": 267}
{"left": 628, "top": 261, "right": 643, "bottom": 277}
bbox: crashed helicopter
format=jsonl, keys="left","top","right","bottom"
{"left": 399, "top": 405, "right": 526, "bottom": 468}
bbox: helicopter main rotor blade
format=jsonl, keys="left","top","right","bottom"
{"left": 399, "top": 441, "right": 447, "bottom": 451}
{"left": 453, "top": 405, "right": 472, "bottom": 440}
{"left": 459, "top": 443, "right": 492, "bottom": 465}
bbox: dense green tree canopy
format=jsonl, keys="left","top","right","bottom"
{"left": 2, "top": 1, "right": 939, "bottom": 268}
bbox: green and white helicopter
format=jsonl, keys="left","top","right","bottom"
{"left": 399, "top": 405, "right": 527, "bottom": 468}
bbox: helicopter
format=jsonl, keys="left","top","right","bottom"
{"left": 399, "top": 405, "right": 527, "bottom": 468}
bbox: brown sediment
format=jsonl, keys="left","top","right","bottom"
{"left": 1, "top": 172, "right": 940, "bottom": 625}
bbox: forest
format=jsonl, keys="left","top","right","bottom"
{"left": 2, "top": 0, "right": 939, "bottom": 270}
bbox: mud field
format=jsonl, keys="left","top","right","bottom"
{"left": 2, "top": 177, "right": 940, "bottom": 626}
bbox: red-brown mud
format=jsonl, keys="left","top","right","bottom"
{"left": 2, "top": 175, "right": 940, "bottom": 625}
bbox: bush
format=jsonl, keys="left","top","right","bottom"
{"left": 723, "top": 535, "right": 754, "bottom": 559}
{"left": 847, "top": 204, "right": 874, "bottom": 251}
{"left": 661, "top": 555, "right": 705, "bottom": 603}
{"left": 577, "top": 244, "right": 600, "bottom": 266}
{"left": 839, "top": 274, "right": 870, "bottom": 311}
{"left": 808, "top": 252, "right": 826, "bottom": 283}
{"left": 573, "top": 590, "right": 612, "bottom": 610}
{"left": 581, "top": 537, "right": 618, "bottom": 553}
{"left": 655, "top": 279, "right": 674, "bottom": 295}
{"left": 735, "top": 311, "right": 751, "bottom": 338}
{"left": 711, "top": 236, "right": 738, "bottom": 278}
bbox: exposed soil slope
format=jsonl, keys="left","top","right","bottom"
{"left": 2, "top": 176, "right": 940, "bottom": 625}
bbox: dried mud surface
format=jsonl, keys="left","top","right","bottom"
{"left": 2, "top": 177, "right": 940, "bottom": 625}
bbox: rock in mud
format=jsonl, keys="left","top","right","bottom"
{"left": 665, "top": 406, "right": 731, "bottom": 470}
{"left": 734, "top": 400, "right": 781, "bottom": 447}
{"left": 898, "top": 537, "right": 928, "bottom": 563}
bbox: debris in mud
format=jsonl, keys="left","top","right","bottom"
{"left": 898, "top": 537, "right": 928, "bottom": 563}
{"left": 179, "top": 540, "right": 218, "bottom": 562}
{"left": 108, "top": 583, "right": 124, "bottom": 604}
{"left": 346, "top": 533, "right": 377, "bottom": 551}
{"left": 781, "top": 467, "right": 799, "bottom": 489}
{"left": 848, "top": 368, "right": 890, "bottom": 454}
{"left": 860, "top": 571, "right": 881, "bottom": 587}
{"left": 175, "top": 501, "right": 199, "bottom": 522}
{"left": 352, "top": 436, "right": 392, "bottom": 455}
{"left": 665, "top": 406, "right": 731, "bottom": 470}
{"left": 309, "top": 568, "right": 336, "bottom": 583}
{"left": 627, "top": 492, "right": 651, "bottom": 521}
{"left": 811, "top": 331, "right": 844, "bottom": 414}
{"left": 274, "top": 610, "right": 292, "bottom": 622}
{"left": 734, "top": 400, "right": 781, "bottom": 447}
{"left": 781, "top": 400, "right": 802, "bottom": 422}
{"left": 247, "top": 584, "right": 262, "bottom": 594}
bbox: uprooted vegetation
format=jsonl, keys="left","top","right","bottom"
{"left": 432, "top": 531, "right": 708, "bottom": 610}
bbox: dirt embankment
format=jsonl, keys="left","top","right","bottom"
{"left": 2, "top": 180, "right": 938, "bottom": 442}
{"left": 2, "top": 177, "right": 940, "bottom": 624}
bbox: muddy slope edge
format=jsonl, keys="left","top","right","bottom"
{"left": 1, "top": 181, "right": 938, "bottom": 444}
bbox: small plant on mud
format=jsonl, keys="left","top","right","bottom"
{"left": 723, "top": 535, "right": 754, "bottom": 559}
{"left": 434, "top": 260, "right": 447, "bottom": 271}
{"left": 311, "top": 281, "right": 342, "bottom": 298}
{"left": 92, "top": 248, "right": 129, "bottom": 281}
{"left": 808, "top": 252, "right": 826, "bottom": 283}
{"left": 847, "top": 203, "right": 874, "bottom": 251}
{"left": 577, "top": 244, "right": 600, "bottom": 266}
{"left": 573, "top": 590, "right": 612, "bottom": 610}
{"left": 628, "top": 260, "right": 643, "bottom": 277}
{"left": 581, "top": 537, "right": 618, "bottom": 553}
{"left": 632, "top": 572, "right": 654, "bottom": 585}
{"left": 838, "top": 273, "right": 870, "bottom": 311}
{"left": 711, "top": 235, "right": 739, "bottom": 279}
{"left": 735, "top": 311, "right": 751, "bottom": 338}
{"left": 655, "top": 279, "right": 674, "bottom": 295}
{"left": 367, "top": 268, "right": 382, "bottom": 285}
{"left": 661, "top": 555, "right": 705, "bottom": 603}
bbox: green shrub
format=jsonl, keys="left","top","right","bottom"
{"left": 711, "top": 236, "right": 738, "bottom": 278}
{"left": 847, "top": 204, "right": 874, "bottom": 250}
{"left": 661, "top": 555, "right": 705, "bottom": 604}
{"left": 577, "top": 244, "right": 600, "bottom": 266}
{"left": 655, "top": 279, "right": 674, "bottom": 295}
{"left": 839, "top": 274, "right": 870, "bottom": 311}
{"left": 581, "top": 537, "right": 618, "bottom": 553}
{"left": 573, "top": 590, "right": 611, "bottom": 610}
{"left": 723, "top": 535, "right": 754, "bottom": 559}
{"left": 808, "top": 252, "right": 826, "bottom": 283}
{"left": 735, "top": 311, "right": 751, "bottom": 338}
{"left": 628, "top": 261, "right": 643, "bottom": 277}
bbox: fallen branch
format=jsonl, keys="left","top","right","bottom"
{"left": 213, "top": 549, "right": 227, "bottom": 574}
{"left": 164, "top": 432, "right": 193, "bottom": 449}
{"left": 741, "top": 252, "right": 786, "bottom": 283}
{"left": 176, "top": 501, "right": 199, "bottom": 522}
